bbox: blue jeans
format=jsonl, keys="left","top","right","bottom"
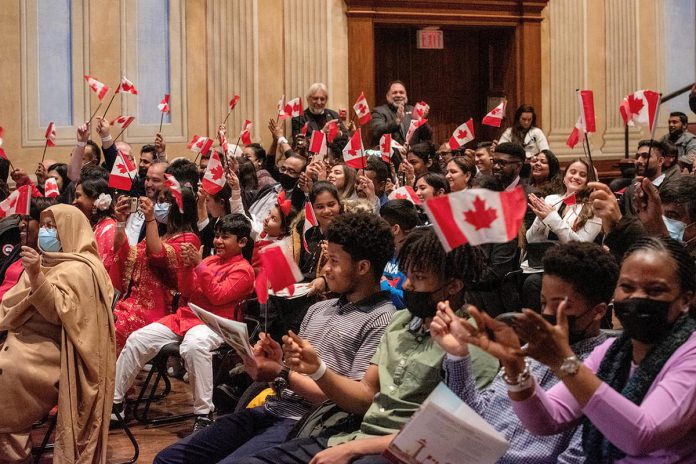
{"left": 234, "top": 436, "right": 389, "bottom": 464}
{"left": 154, "top": 407, "right": 297, "bottom": 464}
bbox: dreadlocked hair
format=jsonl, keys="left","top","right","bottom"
{"left": 397, "top": 227, "right": 486, "bottom": 286}
{"left": 624, "top": 236, "right": 696, "bottom": 297}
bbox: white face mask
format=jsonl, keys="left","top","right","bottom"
{"left": 154, "top": 202, "right": 171, "bottom": 224}
{"left": 663, "top": 216, "right": 695, "bottom": 243}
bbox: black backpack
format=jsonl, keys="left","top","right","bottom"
{"left": 287, "top": 401, "right": 363, "bottom": 440}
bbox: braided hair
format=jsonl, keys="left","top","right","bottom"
{"left": 397, "top": 227, "right": 485, "bottom": 288}
{"left": 624, "top": 236, "right": 696, "bottom": 298}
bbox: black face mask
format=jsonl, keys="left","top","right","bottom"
{"left": 404, "top": 287, "right": 443, "bottom": 319}
{"left": 279, "top": 173, "right": 299, "bottom": 191}
{"left": 542, "top": 310, "right": 592, "bottom": 346}
{"left": 612, "top": 298, "right": 673, "bottom": 344}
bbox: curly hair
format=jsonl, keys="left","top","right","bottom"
{"left": 326, "top": 212, "right": 395, "bottom": 281}
{"left": 397, "top": 227, "right": 485, "bottom": 287}
{"left": 543, "top": 242, "right": 619, "bottom": 307}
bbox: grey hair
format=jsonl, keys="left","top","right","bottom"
{"left": 306, "top": 82, "right": 328, "bottom": 101}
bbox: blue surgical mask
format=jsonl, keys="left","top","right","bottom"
{"left": 154, "top": 202, "right": 171, "bottom": 224}
{"left": 663, "top": 216, "right": 687, "bottom": 241}
{"left": 38, "top": 227, "right": 61, "bottom": 252}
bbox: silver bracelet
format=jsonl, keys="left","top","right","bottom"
{"left": 76, "top": 141, "right": 87, "bottom": 148}
{"left": 502, "top": 358, "right": 531, "bottom": 386}
{"left": 101, "top": 135, "right": 113, "bottom": 143}
{"left": 506, "top": 375, "right": 534, "bottom": 392}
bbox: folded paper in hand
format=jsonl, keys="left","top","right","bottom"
{"left": 189, "top": 303, "right": 255, "bottom": 365}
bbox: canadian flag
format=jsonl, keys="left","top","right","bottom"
{"left": 448, "top": 118, "right": 475, "bottom": 150}
{"left": 380, "top": 134, "right": 393, "bottom": 163}
{"left": 424, "top": 187, "right": 527, "bottom": 251}
{"left": 0, "top": 186, "right": 31, "bottom": 219}
{"left": 577, "top": 90, "right": 596, "bottom": 133}
{"left": 259, "top": 242, "right": 303, "bottom": 292}
{"left": 158, "top": 94, "right": 170, "bottom": 113}
{"left": 566, "top": 117, "right": 584, "bottom": 149}
{"left": 165, "top": 174, "right": 183, "bottom": 213}
{"left": 413, "top": 101, "right": 428, "bottom": 120}
{"left": 240, "top": 120, "right": 253, "bottom": 145}
{"left": 388, "top": 186, "right": 421, "bottom": 205}
{"left": 482, "top": 101, "right": 506, "bottom": 127}
{"left": 45, "top": 122, "right": 56, "bottom": 147}
{"left": 300, "top": 122, "right": 309, "bottom": 136}
{"left": 342, "top": 129, "right": 366, "bottom": 169}
{"left": 303, "top": 200, "right": 318, "bottom": 252}
{"left": 327, "top": 120, "right": 339, "bottom": 143}
{"left": 405, "top": 118, "right": 428, "bottom": 144}
{"left": 277, "top": 95, "right": 288, "bottom": 119}
{"left": 202, "top": 150, "right": 226, "bottom": 195}
{"left": 284, "top": 97, "right": 302, "bottom": 118}
{"left": 188, "top": 135, "right": 214, "bottom": 156}
{"left": 353, "top": 92, "right": 371, "bottom": 125}
{"left": 44, "top": 178, "right": 60, "bottom": 198}
{"left": 111, "top": 115, "right": 135, "bottom": 130}
{"left": 108, "top": 150, "right": 137, "bottom": 191}
{"left": 116, "top": 76, "right": 138, "bottom": 95}
{"left": 84, "top": 75, "right": 109, "bottom": 101}
{"left": 619, "top": 89, "right": 660, "bottom": 132}
{"left": 255, "top": 268, "right": 269, "bottom": 305}
{"left": 229, "top": 95, "right": 240, "bottom": 111}
{"left": 309, "top": 130, "right": 327, "bottom": 158}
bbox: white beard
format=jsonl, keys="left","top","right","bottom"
{"left": 309, "top": 107, "right": 325, "bottom": 115}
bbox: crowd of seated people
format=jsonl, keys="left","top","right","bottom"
{"left": 0, "top": 80, "right": 695, "bottom": 463}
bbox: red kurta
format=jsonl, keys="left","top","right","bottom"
{"left": 110, "top": 232, "right": 201, "bottom": 351}
{"left": 158, "top": 253, "right": 255, "bottom": 336}
{"left": 94, "top": 217, "right": 117, "bottom": 272}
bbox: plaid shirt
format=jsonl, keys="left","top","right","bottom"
{"left": 445, "top": 333, "right": 608, "bottom": 464}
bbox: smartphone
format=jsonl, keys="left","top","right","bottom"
{"left": 129, "top": 197, "right": 139, "bottom": 214}
{"left": 495, "top": 312, "right": 521, "bottom": 327}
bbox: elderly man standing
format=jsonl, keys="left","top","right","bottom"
{"left": 291, "top": 82, "right": 347, "bottom": 142}
{"left": 370, "top": 80, "right": 432, "bottom": 147}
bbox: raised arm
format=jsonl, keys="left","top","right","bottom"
{"left": 68, "top": 123, "right": 89, "bottom": 182}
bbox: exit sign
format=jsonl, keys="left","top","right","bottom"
{"left": 417, "top": 29, "right": 443, "bottom": 49}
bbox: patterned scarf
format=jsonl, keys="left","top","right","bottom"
{"left": 582, "top": 314, "right": 696, "bottom": 462}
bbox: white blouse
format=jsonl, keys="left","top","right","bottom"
{"left": 526, "top": 194, "right": 602, "bottom": 244}
{"left": 499, "top": 126, "right": 549, "bottom": 159}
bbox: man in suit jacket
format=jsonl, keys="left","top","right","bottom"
{"left": 370, "top": 80, "right": 432, "bottom": 147}
{"left": 291, "top": 82, "right": 347, "bottom": 146}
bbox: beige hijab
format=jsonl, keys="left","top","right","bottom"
{"left": 0, "top": 204, "right": 115, "bottom": 463}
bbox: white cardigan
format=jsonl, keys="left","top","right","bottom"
{"left": 526, "top": 194, "right": 602, "bottom": 243}
{"left": 499, "top": 127, "right": 549, "bottom": 159}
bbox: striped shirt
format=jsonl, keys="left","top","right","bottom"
{"left": 265, "top": 291, "right": 395, "bottom": 420}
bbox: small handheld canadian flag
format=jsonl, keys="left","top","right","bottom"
{"left": 164, "top": 174, "right": 183, "bottom": 213}
{"left": 353, "top": 92, "right": 371, "bottom": 125}
{"left": 566, "top": 117, "right": 584, "bottom": 149}
{"left": 45, "top": 122, "right": 56, "bottom": 147}
{"left": 405, "top": 118, "right": 428, "bottom": 145}
{"left": 303, "top": 200, "right": 318, "bottom": 252}
{"left": 448, "top": 118, "right": 475, "bottom": 150}
{"left": 84, "top": 75, "right": 109, "bottom": 101}
{"left": 413, "top": 101, "right": 428, "bottom": 120}
{"left": 300, "top": 122, "right": 309, "bottom": 136}
{"left": 111, "top": 115, "right": 135, "bottom": 130}
{"left": 116, "top": 76, "right": 138, "bottom": 95}
{"left": 309, "top": 130, "right": 327, "bottom": 159}
{"left": 380, "top": 134, "right": 393, "bottom": 163}
{"left": 202, "top": 151, "right": 226, "bottom": 195}
{"left": 240, "top": 120, "right": 253, "bottom": 145}
{"left": 44, "top": 178, "right": 60, "bottom": 198}
{"left": 277, "top": 95, "right": 287, "bottom": 119}
{"left": 188, "top": 135, "right": 214, "bottom": 156}
{"left": 259, "top": 243, "right": 303, "bottom": 292}
{"left": 482, "top": 101, "right": 506, "bottom": 127}
{"left": 342, "top": 129, "right": 366, "bottom": 169}
{"left": 0, "top": 185, "right": 31, "bottom": 219}
{"left": 229, "top": 95, "right": 240, "bottom": 111}
{"left": 567, "top": 90, "right": 596, "bottom": 148}
{"left": 284, "top": 97, "right": 302, "bottom": 118}
{"left": 326, "top": 120, "right": 339, "bottom": 143}
{"left": 255, "top": 268, "right": 269, "bottom": 305}
{"left": 388, "top": 186, "right": 421, "bottom": 205}
{"left": 158, "top": 94, "right": 170, "bottom": 113}
{"left": 108, "top": 150, "right": 137, "bottom": 191}
{"left": 424, "top": 187, "right": 527, "bottom": 251}
{"left": 620, "top": 89, "right": 660, "bottom": 132}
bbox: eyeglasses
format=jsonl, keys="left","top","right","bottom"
{"left": 279, "top": 166, "right": 301, "bottom": 176}
{"left": 492, "top": 158, "right": 521, "bottom": 167}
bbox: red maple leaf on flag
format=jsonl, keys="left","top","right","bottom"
{"left": 293, "top": 102, "right": 301, "bottom": 112}
{"left": 8, "top": 197, "right": 16, "bottom": 209}
{"left": 117, "top": 163, "right": 129, "bottom": 174}
{"left": 358, "top": 103, "right": 366, "bottom": 113}
{"left": 463, "top": 196, "right": 498, "bottom": 230}
{"left": 626, "top": 94, "right": 644, "bottom": 116}
{"left": 491, "top": 107, "right": 501, "bottom": 115}
{"left": 457, "top": 129, "right": 468, "bottom": 139}
{"left": 210, "top": 164, "right": 224, "bottom": 181}
{"left": 394, "top": 193, "right": 408, "bottom": 200}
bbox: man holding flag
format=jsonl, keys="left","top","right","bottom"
{"left": 370, "top": 80, "right": 432, "bottom": 146}
{"left": 291, "top": 83, "right": 347, "bottom": 146}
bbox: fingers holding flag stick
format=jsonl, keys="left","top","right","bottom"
{"left": 40, "top": 141, "right": 48, "bottom": 164}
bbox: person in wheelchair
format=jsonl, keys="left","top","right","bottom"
{"left": 235, "top": 227, "right": 499, "bottom": 464}
{"left": 0, "top": 204, "right": 115, "bottom": 463}
{"left": 112, "top": 213, "right": 255, "bottom": 432}
{"left": 155, "top": 212, "right": 396, "bottom": 463}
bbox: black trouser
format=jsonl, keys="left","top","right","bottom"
{"left": 234, "top": 436, "right": 389, "bottom": 464}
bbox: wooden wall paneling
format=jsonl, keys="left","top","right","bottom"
{"left": 347, "top": 16, "right": 375, "bottom": 139}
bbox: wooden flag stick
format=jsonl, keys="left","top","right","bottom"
{"left": 583, "top": 132, "right": 597, "bottom": 183}
{"left": 114, "top": 126, "right": 127, "bottom": 142}
{"left": 158, "top": 111, "right": 165, "bottom": 134}
{"left": 101, "top": 92, "right": 117, "bottom": 120}
{"left": 40, "top": 140, "right": 49, "bottom": 163}
{"left": 222, "top": 109, "right": 233, "bottom": 126}
{"left": 87, "top": 102, "right": 102, "bottom": 127}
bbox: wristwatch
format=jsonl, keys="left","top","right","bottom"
{"left": 558, "top": 355, "right": 581, "bottom": 378}
{"left": 272, "top": 367, "right": 290, "bottom": 394}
